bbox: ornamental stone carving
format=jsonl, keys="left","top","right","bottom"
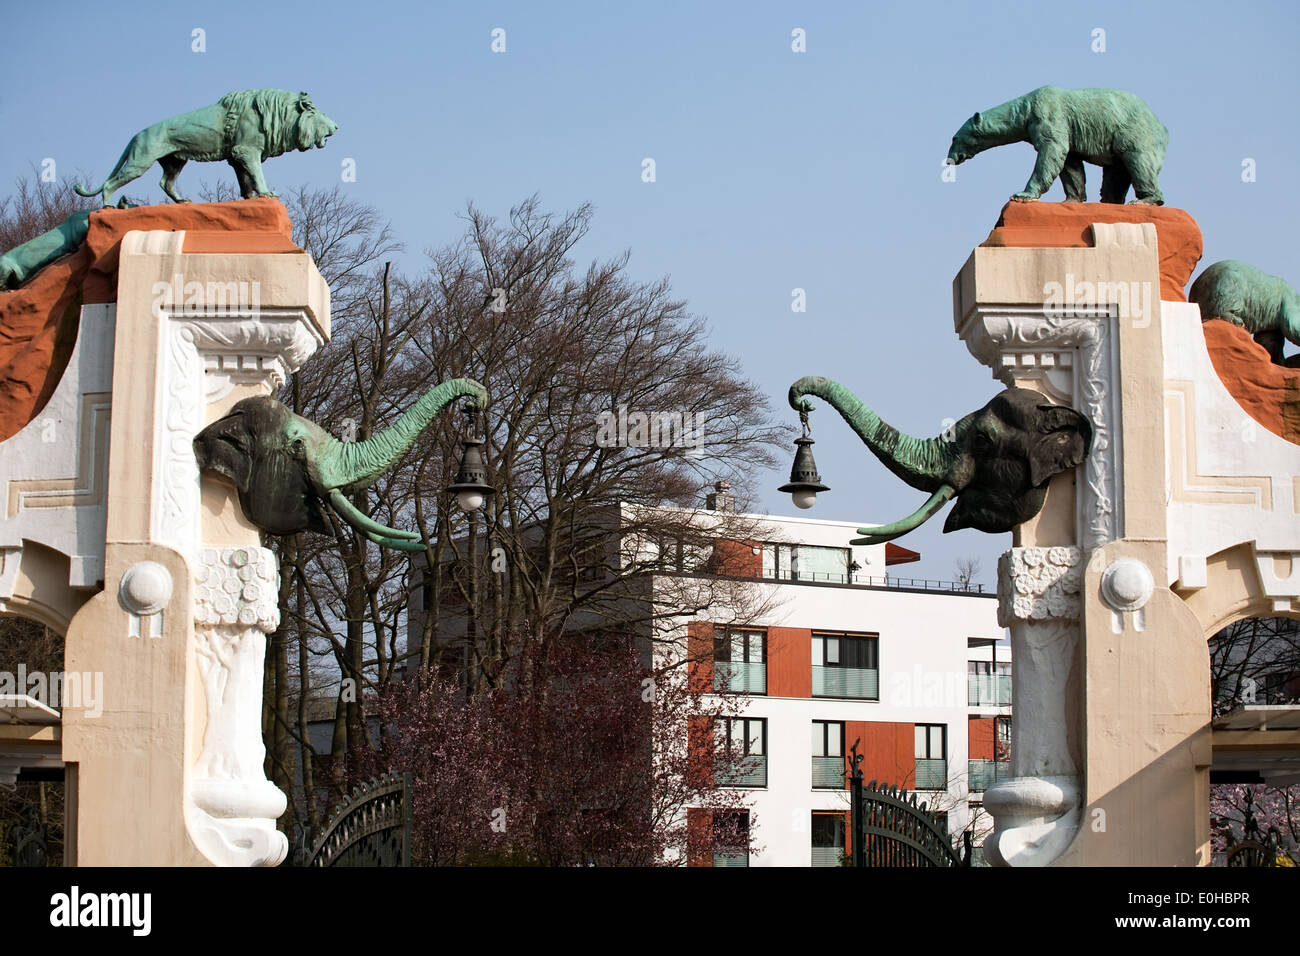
{"left": 193, "top": 547, "right": 280, "bottom": 630}
{"left": 997, "top": 545, "right": 1082, "bottom": 625}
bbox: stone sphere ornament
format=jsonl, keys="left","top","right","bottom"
{"left": 118, "top": 561, "right": 174, "bottom": 615}
{"left": 1100, "top": 558, "right": 1154, "bottom": 613}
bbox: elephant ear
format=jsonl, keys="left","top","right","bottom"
{"left": 1029, "top": 404, "right": 1093, "bottom": 487}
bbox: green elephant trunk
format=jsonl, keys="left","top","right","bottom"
{"left": 317, "top": 378, "right": 488, "bottom": 492}
{"left": 787, "top": 376, "right": 956, "bottom": 492}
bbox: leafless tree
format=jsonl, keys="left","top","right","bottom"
{"left": 1209, "top": 616, "right": 1300, "bottom": 710}
{"left": 0, "top": 171, "right": 99, "bottom": 252}
{"left": 954, "top": 556, "right": 983, "bottom": 590}
{"left": 268, "top": 195, "right": 787, "bottom": 848}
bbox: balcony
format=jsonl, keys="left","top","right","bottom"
{"left": 811, "top": 846, "right": 844, "bottom": 867}
{"left": 714, "top": 662, "right": 766, "bottom": 695}
{"left": 968, "top": 759, "right": 1011, "bottom": 792}
{"left": 813, "top": 665, "right": 878, "bottom": 699}
{"left": 760, "top": 567, "right": 987, "bottom": 594}
{"left": 914, "top": 757, "right": 947, "bottom": 790}
{"left": 712, "top": 849, "right": 748, "bottom": 867}
{"left": 716, "top": 755, "right": 767, "bottom": 788}
{"left": 811, "top": 756, "right": 845, "bottom": 789}
{"left": 968, "top": 673, "right": 1012, "bottom": 706}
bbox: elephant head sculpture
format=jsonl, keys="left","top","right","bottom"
{"left": 787, "top": 377, "right": 1092, "bottom": 545}
{"left": 193, "top": 377, "right": 487, "bottom": 551}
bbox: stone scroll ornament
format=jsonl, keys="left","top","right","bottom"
{"left": 945, "top": 86, "right": 1167, "bottom": 205}
{"left": 75, "top": 89, "right": 339, "bottom": 207}
{"left": 193, "top": 378, "right": 487, "bottom": 550}
{"left": 786, "top": 377, "right": 1091, "bottom": 545}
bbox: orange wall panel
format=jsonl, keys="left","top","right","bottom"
{"left": 968, "top": 715, "right": 997, "bottom": 760}
{"left": 686, "top": 807, "right": 713, "bottom": 867}
{"left": 687, "top": 621, "right": 714, "bottom": 693}
{"left": 847, "top": 720, "right": 914, "bottom": 789}
{"left": 768, "top": 627, "right": 811, "bottom": 697}
{"left": 687, "top": 715, "right": 715, "bottom": 788}
{"left": 709, "top": 538, "right": 761, "bottom": 577}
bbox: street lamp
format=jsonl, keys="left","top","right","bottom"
{"left": 445, "top": 403, "right": 494, "bottom": 513}
{"left": 778, "top": 418, "right": 829, "bottom": 510}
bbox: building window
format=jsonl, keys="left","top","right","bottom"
{"left": 812, "top": 632, "right": 879, "bottom": 699}
{"left": 761, "top": 543, "right": 850, "bottom": 583}
{"left": 811, "top": 720, "right": 844, "bottom": 788}
{"left": 811, "top": 811, "right": 846, "bottom": 867}
{"left": 970, "top": 715, "right": 1011, "bottom": 793}
{"left": 712, "top": 810, "right": 749, "bottom": 867}
{"left": 968, "top": 660, "right": 1011, "bottom": 706}
{"left": 715, "top": 717, "right": 767, "bottom": 788}
{"left": 915, "top": 723, "right": 947, "bottom": 790}
{"left": 714, "top": 628, "right": 767, "bottom": 694}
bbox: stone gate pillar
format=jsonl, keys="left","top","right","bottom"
{"left": 955, "top": 203, "right": 1211, "bottom": 866}
{"left": 17, "top": 201, "right": 334, "bottom": 865}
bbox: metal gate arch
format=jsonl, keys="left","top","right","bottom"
{"left": 306, "top": 772, "right": 411, "bottom": 867}
{"left": 857, "top": 780, "right": 970, "bottom": 867}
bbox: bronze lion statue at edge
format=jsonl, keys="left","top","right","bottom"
{"left": 76, "top": 89, "right": 338, "bottom": 207}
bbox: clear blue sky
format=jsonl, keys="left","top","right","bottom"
{"left": 3, "top": 0, "right": 1297, "bottom": 585}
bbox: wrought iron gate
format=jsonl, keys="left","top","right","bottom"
{"left": 305, "top": 772, "right": 411, "bottom": 867}
{"left": 854, "top": 781, "right": 970, "bottom": 866}
{"left": 847, "top": 744, "right": 970, "bottom": 867}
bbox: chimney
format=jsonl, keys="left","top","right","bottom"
{"left": 706, "top": 480, "right": 735, "bottom": 512}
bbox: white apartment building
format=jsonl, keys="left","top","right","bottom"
{"left": 662, "top": 496, "right": 1010, "bottom": 867}
{"left": 407, "top": 486, "right": 1011, "bottom": 867}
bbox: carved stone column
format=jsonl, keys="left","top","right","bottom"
{"left": 187, "top": 547, "right": 286, "bottom": 866}
{"left": 983, "top": 546, "right": 1082, "bottom": 866}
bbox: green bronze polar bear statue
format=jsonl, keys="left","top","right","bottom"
{"left": 75, "top": 89, "right": 338, "bottom": 207}
{"left": 1190, "top": 261, "right": 1300, "bottom": 366}
{"left": 946, "top": 86, "right": 1168, "bottom": 205}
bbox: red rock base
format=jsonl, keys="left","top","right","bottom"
{"left": 0, "top": 199, "right": 297, "bottom": 442}
{"left": 1203, "top": 319, "right": 1300, "bottom": 445}
{"left": 982, "top": 201, "right": 1203, "bottom": 303}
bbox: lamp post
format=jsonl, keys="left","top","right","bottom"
{"left": 445, "top": 402, "right": 494, "bottom": 692}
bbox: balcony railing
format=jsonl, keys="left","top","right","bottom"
{"left": 811, "top": 846, "right": 844, "bottom": 867}
{"left": 968, "top": 674, "right": 1012, "bottom": 706}
{"left": 813, "top": 665, "right": 879, "bottom": 699}
{"left": 915, "top": 758, "right": 947, "bottom": 790}
{"left": 811, "top": 755, "right": 845, "bottom": 789}
{"left": 760, "top": 568, "right": 986, "bottom": 594}
{"left": 968, "top": 759, "right": 1011, "bottom": 793}
{"left": 716, "top": 755, "right": 767, "bottom": 788}
{"left": 714, "top": 662, "right": 767, "bottom": 695}
{"left": 712, "top": 849, "right": 748, "bottom": 867}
